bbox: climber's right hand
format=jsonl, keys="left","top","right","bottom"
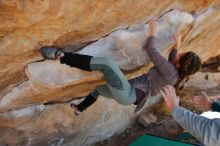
{"left": 149, "top": 20, "right": 157, "bottom": 37}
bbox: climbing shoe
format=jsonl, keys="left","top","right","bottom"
{"left": 70, "top": 103, "right": 81, "bottom": 116}
{"left": 40, "top": 46, "right": 62, "bottom": 60}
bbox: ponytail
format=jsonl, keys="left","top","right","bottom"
{"left": 174, "top": 52, "right": 201, "bottom": 90}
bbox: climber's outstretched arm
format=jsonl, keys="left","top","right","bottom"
{"left": 144, "top": 20, "right": 162, "bottom": 62}
{"left": 144, "top": 20, "right": 177, "bottom": 78}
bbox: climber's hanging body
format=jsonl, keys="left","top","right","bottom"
{"left": 40, "top": 20, "right": 201, "bottom": 115}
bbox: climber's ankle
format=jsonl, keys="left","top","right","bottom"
{"left": 57, "top": 52, "right": 64, "bottom": 60}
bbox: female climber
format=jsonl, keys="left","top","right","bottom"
{"left": 40, "top": 20, "right": 202, "bottom": 116}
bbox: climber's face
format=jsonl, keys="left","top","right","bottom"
{"left": 174, "top": 53, "right": 186, "bottom": 68}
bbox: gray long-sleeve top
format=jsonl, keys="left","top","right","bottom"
{"left": 172, "top": 107, "right": 220, "bottom": 146}
{"left": 129, "top": 36, "right": 179, "bottom": 97}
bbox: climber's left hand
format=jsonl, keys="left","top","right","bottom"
{"left": 173, "top": 33, "right": 181, "bottom": 49}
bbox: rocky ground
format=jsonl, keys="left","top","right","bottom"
{"left": 95, "top": 117, "right": 183, "bottom": 146}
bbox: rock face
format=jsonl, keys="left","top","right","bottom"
{"left": 0, "top": 0, "right": 220, "bottom": 146}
